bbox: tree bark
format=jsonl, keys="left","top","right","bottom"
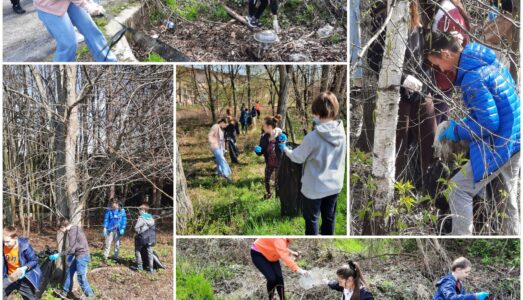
{"left": 366, "top": 0, "right": 409, "bottom": 235}
{"left": 205, "top": 66, "right": 217, "bottom": 123}
{"left": 320, "top": 65, "right": 331, "bottom": 92}
{"left": 176, "top": 142, "right": 193, "bottom": 232}
{"left": 277, "top": 65, "right": 291, "bottom": 130}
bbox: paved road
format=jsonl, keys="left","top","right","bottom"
{"left": 3, "top": 0, "right": 55, "bottom": 62}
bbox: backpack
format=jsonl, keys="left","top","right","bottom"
{"left": 136, "top": 223, "right": 156, "bottom": 247}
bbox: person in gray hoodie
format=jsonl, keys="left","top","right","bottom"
{"left": 132, "top": 203, "right": 156, "bottom": 273}
{"left": 281, "top": 92, "right": 346, "bottom": 235}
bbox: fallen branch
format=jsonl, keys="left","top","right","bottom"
{"left": 222, "top": 3, "right": 253, "bottom": 31}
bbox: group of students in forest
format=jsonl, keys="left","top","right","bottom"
{"left": 251, "top": 238, "right": 490, "bottom": 300}
{"left": 208, "top": 92, "right": 346, "bottom": 236}
{"left": 3, "top": 201, "right": 158, "bottom": 299}
{"left": 356, "top": 0, "right": 520, "bottom": 235}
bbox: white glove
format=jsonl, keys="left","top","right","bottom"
{"left": 403, "top": 75, "right": 423, "bottom": 92}
{"left": 273, "top": 18, "right": 279, "bottom": 34}
{"left": 449, "top": 31, "right": 464, "bottom": 46}
{"left": 83, "top": 2, "right": 105, "bottom": 16}
{"left": 297, "top": 268, "right": 309, "bottom": 276}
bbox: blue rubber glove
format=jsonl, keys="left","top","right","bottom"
{"left": 277, "top": 133, "right": 288, "bottom": 143}
{"left": 119, "top": 229, "right": 124, "bottom": 235}
{"left": 103, "top": 228, "right": 108, "bottom": 237}
{"left": 279, "top": 143, "right": 286, "bottom": 151}
{"left": 477, "top": 292, "right": 489, "bottom": 300}
{"left": 255, "top": 146, "right": 262, "bottom": 154}
{"left": 49, "top": 253, "right": 60, "bottom": 261}
{"left": 438, "top": 120, "right": 458, "bottom": 142}
{"left": 17, "top": 266, "right": 28, "bottom": 280}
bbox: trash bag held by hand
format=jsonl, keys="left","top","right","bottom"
{"left": 277, "top": 142, "right": 303, "bottom": 217}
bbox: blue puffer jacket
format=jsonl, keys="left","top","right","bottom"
{"left": 433, "top": 272, "right": 475, "bottom": 300}
{"left": 453, "top": 43, "right": 520, "bottom": 182}
{"left": 3, "top": 238, "right": 41, "bottom": 290}
{"left": 103, "top": 208, "right": 127, "bottom": 232}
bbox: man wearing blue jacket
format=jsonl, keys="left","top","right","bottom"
{"left": 3, "top": 226, "right": 41, "bottom": 300}
{"left": 427, "top": 31, "right": 521, "bottom": 235}
{"left": 103, "top": 200, "right": 127, "bottom": 262}
{"left": 434, "top": 257, "right": 488, "bottom": 300}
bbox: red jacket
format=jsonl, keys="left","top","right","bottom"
{"left": 432, "top": 0, "right": 470, "bottom": 92}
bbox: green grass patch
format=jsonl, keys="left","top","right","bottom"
{"left": 146, "top": 52, "right": 167, "bottom": 62}
{"left": 176, "top": 260, "right": 214, "bottom": 300}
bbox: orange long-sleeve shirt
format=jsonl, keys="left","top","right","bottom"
{"left": 253, "top": 238, "right": 298, "bottom": 272}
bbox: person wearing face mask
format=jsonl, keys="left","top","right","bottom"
{"left": 208, "top": 118, "right": 232, "bottom": 182}
{"left": 280, "top": 92, "right": 346, "bottom": 235}
{"left": 255, "top": 114, "right": 284, "bottom": 199}
{"left": 251, "top": 238, "right": 309, "bottom": 300}
{"left": 433, "top": 257, "right": 489, "bottom": 300}
{"left": 3, "top": 226, "right": 41, "bottom": 300}
{"left": 327, "top": 261, "right": 374, "bottom": 300}
{"left": 426, "top": 31, "right": 520, "bottom": 235}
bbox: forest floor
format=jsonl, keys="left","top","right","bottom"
{"left": 8, "top": 226, "right": 173, "bottom": 300}
{"left": 177, "top": 105, "right": 347, "bottom": 235}
{"left": 176, "top": 239, "right": 520, "bottom": 300}
{"left": 132, "top": 0, "right": 346, "bottom": 62}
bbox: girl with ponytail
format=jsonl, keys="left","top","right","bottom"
{"left": 327, "top": 261, "right": 374, "bottom": 300}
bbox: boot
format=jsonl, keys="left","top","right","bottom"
{"left": 13, "top": 3, "right": 26, "bottom": 14}
{"left": 130, "top": 264, "right": 143, "bottom": 271}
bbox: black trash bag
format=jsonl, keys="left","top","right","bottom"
{"left": 140, "top": 248, "right": 165, "bottom": 270}
{"left": 36, "top": 246, "right": 58, "bottom": 298}
{"left": 277, "top": 142, "right": 303, "bottom": 217}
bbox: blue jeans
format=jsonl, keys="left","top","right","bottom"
{"left": 63, "top": 255, "right": 94, "bottom": 297}
{"left": 213, "top": 148, "right": 231, "bottom": 178}
{"left": 37, "top": 4, "right": 117, "bottom": 62}
{"left": 302, "top": 193, "right": 338, "bottom": 235}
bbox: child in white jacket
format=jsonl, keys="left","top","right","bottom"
{"left": 281, "top": 92, "right": 346, "bottom": 235}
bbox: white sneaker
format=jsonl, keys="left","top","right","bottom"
{"left": 75, "top": 28, "right": 85, "bottom": 43}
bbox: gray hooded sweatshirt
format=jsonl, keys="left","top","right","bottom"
{"left": 135, "top": 213, "right": 155, "bottom": 234}
{"left": 283, "top": 120, "right": 346, "bottom": 199}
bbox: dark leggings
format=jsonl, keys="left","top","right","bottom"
{"left": 396, "top": 97, "right": 437, "bottom": 181}
{"left": 251, "top": 249, "right": 285, "bottom": 300}
{"left": 265, "top": 164, "right": 279, "bottom": 195}
{"left": 249, "top": 0, "right": 278, "bottom": 20}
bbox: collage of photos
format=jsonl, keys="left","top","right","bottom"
{"left": 0, "top": 0, "right": 521, "bottom": 300}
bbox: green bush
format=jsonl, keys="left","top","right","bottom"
{"left": 176, "top": 264, "right": 214, "bottom": 300}
{"left": 466, "top": 239, "right": 520, "bottom": 266}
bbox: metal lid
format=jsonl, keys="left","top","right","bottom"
{"left": 253, "top": 30, "right": 279, "bottom": 44}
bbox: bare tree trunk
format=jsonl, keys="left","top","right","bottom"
{"left": 176, "top": 142, "right": 193, "bottom": 232}
{"left": 229, "top": 66, "right": 238, "bottom": 117}
{"left": 246, "top": 65, "right": 252, "bottom": 108}
{"left": 277, "top": 65, "right": 291, "bottom": 130}
{"left": 366, "top": 0, "right": 409, "bottom": 235}
{"left": 205, "top": 66, "right": 217, "bottom": 123}
{"left": 320, "top": 65, "right": 331, "bottom": 92}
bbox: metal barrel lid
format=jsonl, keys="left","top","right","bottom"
{"left": 253, "top": 30, "right": 279, "bottom": 44}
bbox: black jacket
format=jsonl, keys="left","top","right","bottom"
{"left": 225, "top": 123, "right": 240, "bottom": 141}
{"left": 328, "top": 281, "right": 374, "bottom": 300}
{"left": 256, "top": 132, "right": 283, "bottom": 161}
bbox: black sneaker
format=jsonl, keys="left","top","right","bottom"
{"left": 245, "top": 16, "right": 259, "bottom": 28}
{"left": 53, "top": 289, "right": 70, "bottom": 299}
{"left": 13, "top": 4, "right": 26, "bottom": 14}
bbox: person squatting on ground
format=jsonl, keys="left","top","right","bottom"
{"left": 433, "top": 257, "right": 489, "bottom": 300}
{"left": 240, "top": 107, "right": 251, "bottom": 135}
{"left": 34, "top": 0, "right": 117, "bottom": 62}
{"left": 102, "top": 200, "right": 127, "bottom": 263}
{"left": 281, "top": 92, "right": 346, "bottom": 235}
{"left": 245, "top": 0, "right": 279, "bottom": 32}
{"left": 208, "top": 119, "right": 232, "bottom": 181}
{"left": 327, "top": 261, "right": 374, "bottom": 300}
{"left": 3, "top": 226, "right": 41, "bottom": 300}
{"left": 132, "top": 203, "right": 156, "bottom": 273}
{"left": 426, "top": 31, "right": 521, "bottom": 236}
{"left": 251, "top": 238, "right": 309, "bottom": 300}
{"left": 255, "top": 114, "right": 284, "bottom": 199}
{"left": 49, "top": 218, "right": 95, "bottom": 299}
{"left": 225, "top": 117, "right": 241, "bottom": 164}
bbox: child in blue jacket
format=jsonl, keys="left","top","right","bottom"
{"left": 427, "top": 30, "right": 520, "bottom": 235}
{"left": 103, "top": 200, "right": 127, "bottom": 262}
{"left": 433, "top": 257, "right": 488, "bottom": 300}
{"left": 3, "top": 226, "right": 41, "bottom": 300}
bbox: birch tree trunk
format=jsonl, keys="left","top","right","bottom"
{"left": 176, "top": 142, "right": 193, "bottom": 232}
{"left": 367, "top": 0, "right": 409, "bottom": 235}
